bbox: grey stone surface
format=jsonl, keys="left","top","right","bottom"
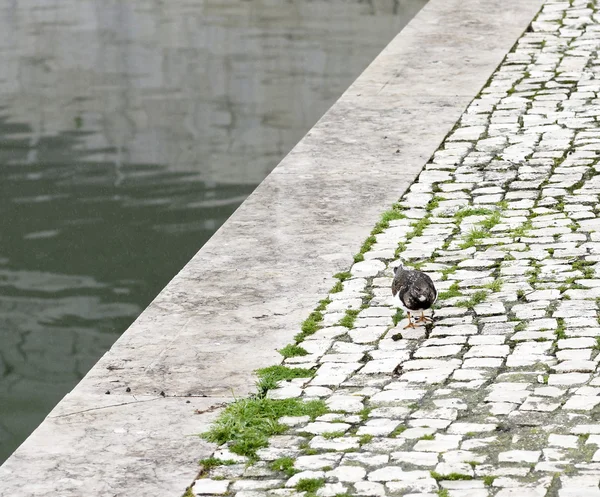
{"left": 0, "top": 0, "right": 543, "bottom": 496}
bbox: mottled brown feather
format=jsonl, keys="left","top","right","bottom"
{"left": 392, "top": 266, "right": 437, "bottom": 311}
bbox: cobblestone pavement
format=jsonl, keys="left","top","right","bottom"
{"left": 189, "top": 1, "right": 600, "bottom": 496}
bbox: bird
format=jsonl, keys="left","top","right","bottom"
{"left": 391, "top": 265, "right": 438, "bottom": 329}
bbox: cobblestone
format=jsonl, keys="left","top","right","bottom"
{"left": 190, "top": 2, "right": 600, "bottom": 495}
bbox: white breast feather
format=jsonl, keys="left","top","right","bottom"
{"left": 392, "top": 292, "right": 408, "bottom": 312}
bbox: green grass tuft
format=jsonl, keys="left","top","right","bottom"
{"left": 555, "top": 318, "right": 567, "bottom": 340}
{"left": 330, "top": 280, "right": 343, "bottom": 293}
{"left": 359, "top": 407, "right": 372, "bottom": 421}
{"left": 454, "top": 207, "right": 494, "bottom": 222}
{"left": 483, "top": 475, "right": 496, "bottom": 486}
{"left": 512, "top": 220, "right": 532, "bottom": 238}
{"left": 440, "top": 266, "right": 457, "bottom": 281}
{"left": 338, "top": 309, "right": 360, "bottom": 329}
{"left": 295, "top": 478, "right": 325, "bottom": 494}
{"left": 322, "top": 431, "right": 346, "bottom": 439}
{"left": 430, "top": 471, "right": 473, "bottom": 482}
{"left": 201, "top": 398, "right": 328, "bottom": 457}
{"left": 353, "top": 204, "right": 410, "bottom": 261}
{"left": 300, "top": 311, "right": 323, "bottom": 335}
{"left": 395, "top": 241, "right": 407, "bottom": 258}
{"left": 514, "top": 321, "right": 526, "bottom": 332}
{"left": 389, "top": 425, "right": 407, "bottom": 438}
{"left": 573, "top": 259, "right": 596, "bottom": 279}
{"left": 358, "top": 434, "right": 373, "bottom": 445}
{"left": 426, "top": 197, "right": 441, "bottom": 212}
{"left": 437, "top": 282, "right": 461, "bottom": 300}
{"left": 198, "top": 457, "right": 237, "bottom": 469}
{"left": 380, "top": 207, "right": 406, "bottom": 224}
{"left": 256, "top": 365, "right": 315, "bottom": 394}
{"left": 484, "top": 279, "right": 502, "bottom": 292}
{"left": 316, "top": 299, "right": 330, "bottom": 312}
{"left": 409, "top": 217, "right": 431, "bottom": 238}
{"left": 334, "top": 271, "right": 352, "bottom": 281}
{"left": 392, "top": 308, "right": 405, "bottom": 326}
{"left": 479, "top": 211, "right": 501, "bottom": 230}
{"left": 455, "top": 290, "right": 487, "bottom": 308}
{"left": 459, "top": 228, "right": 490, "bottom": 249}
{"left": 279, "top": 344, "right": 309, "bottom": 358}
{"left": 355, "top": 234, "right": 377, "bottom": 262}
{"left": 270, "top": 457, "right": 298, "bottom": 477}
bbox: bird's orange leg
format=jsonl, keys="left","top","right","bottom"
{"left": 416, "top": 311, "right": 433, "bottom": 323}
{"left": 403, "top": 312, "right": 416, "bottom": 329}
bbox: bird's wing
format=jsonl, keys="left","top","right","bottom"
{"left": 391, "top": 271, "right": 407, "bottom": 297}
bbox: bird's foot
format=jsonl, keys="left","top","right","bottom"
{"left": 416, "top": 315, "right": 433, "bottom": 323}
{"left": 403, "top": 322, "right": 417, "bottom": 330}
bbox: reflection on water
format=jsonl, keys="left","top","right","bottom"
{"left": 0, "top": 0, "right": 427, "bottom": 463}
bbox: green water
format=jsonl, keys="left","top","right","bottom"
{"left": 0, "top": 0, "right": 427, "bottom": 463}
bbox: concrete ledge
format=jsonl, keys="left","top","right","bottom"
{"left": 0, "top": 0, "right": 543, "bottom": 495}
